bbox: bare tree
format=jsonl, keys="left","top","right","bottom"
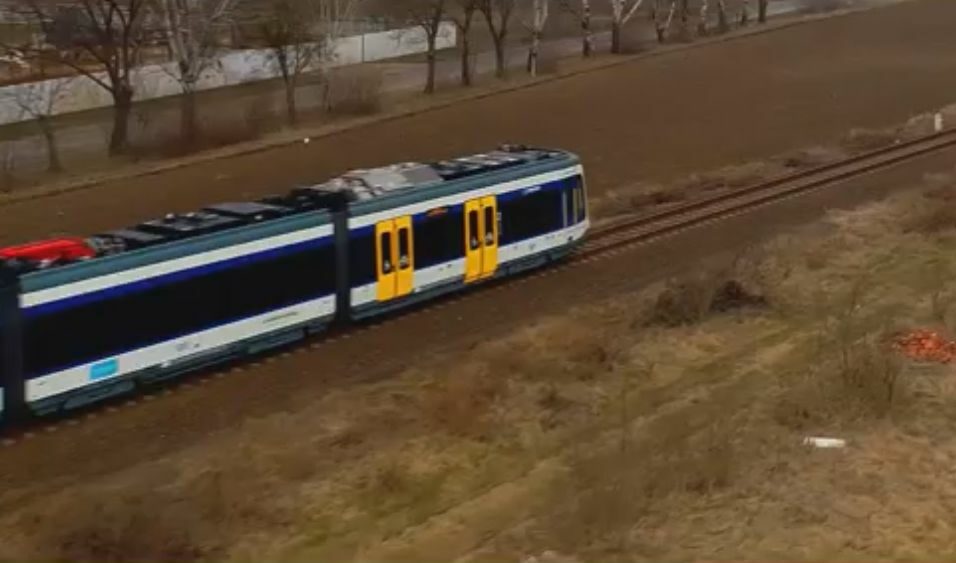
{"left": 652, "top": 0, "right": 675, "bottom": 43}
{"left": 6, "top": 0, "right": 154, "bottom": 155}
{"left": 158, "top": 0, "right": 238, "bottom": 143}
{"left": 261, "top": 0, "right": 322, "bottom": 125}
{"left": 478, "top": 0, "right": 518, "bottom": 79}
{"left": 757, "top": 0, "right": 768, "bottom": 23}
{"left": 0, "top": 74, "right": 73, "bottom": 173}
{"left": 311, "top": 0, "right": 360, "bottom": 112}
{"left": 524, "top": 0, "right": 549, "bottom": 76}
{"left": 716, "top": 0, "right": 729, "bottom": 32}
{"left": 450, "top": 0, "right": 479, "bottom": 86}
{"left": 697, "top": 0, "right": 708, "bottom": 35}
{"left": 0, "top": 142, "right": 16, "bottom": 192}
{"left": 558, "top": 0, "right": 593, "bottom": 57}
{"left": 608, "top": 0, "right": 645, "bottom": 53}
{"left": 406, "top": 0, "right": 448, "bottom": 94}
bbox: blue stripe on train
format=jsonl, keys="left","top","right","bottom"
{"left": 26, "top": 292, "right": 335, "bottom": 380}
{"left": 23, "top": 236, "right": 334, "bottom": 318}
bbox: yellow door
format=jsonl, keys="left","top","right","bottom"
{"left": 464, "top": 200, "right": 483, "bottom": 283}
{"left": 375, "top": 220, "right": 397, "bottom": 301}
{"left": 479, "top": 196, "right": 498, "bottom": 279}
{"left": 394, "top": 216, "right": 414, "bottom": 297}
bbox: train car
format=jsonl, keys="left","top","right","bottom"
{"left": 0, "top": 145, "right": 587, "bottom": 422}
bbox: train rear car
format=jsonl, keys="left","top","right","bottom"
{"left": 0, "top": 208, "right": 337, "bottom": 418}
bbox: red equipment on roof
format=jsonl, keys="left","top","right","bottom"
{"left": 0, "top": 238, "right": 95, "bottom": 263}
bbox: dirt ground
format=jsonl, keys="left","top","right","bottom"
{"left": 1, "top": 0, "right": 955, "bottom": 246}
{"left": 3, "top": 150, "right": 956, "bottom": 561}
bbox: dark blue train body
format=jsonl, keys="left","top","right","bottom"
{"left": 0, "top": 145, "right": 588, "bottom": 422}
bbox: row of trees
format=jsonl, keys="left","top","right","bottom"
{"left": 0, "top": 0, "right": 358, "bottom": 161}
{"left": 0, "top": 0, "right": 771, "bottom": 174}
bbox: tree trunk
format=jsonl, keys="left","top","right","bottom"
{"left": 611, "top": 19, "right": 622, "bottom": 54}
{"left": 527, "top": 30, "right": 540, "bottom": 76}
{"left": 109, "top": 85, "right": 133, "bottom": 156}
{"left": 459, "top": 14, "right": 474, "bottom": 86}
{"left": 740, "top": 0, "right": 749, "bottom": 25}
{"left": 716, "top": 0, "right": 729, "bottom": 32}
{"left": 284, "top": 78, "right": 298, "bottom": 125}
{"left": 424, "top": 37, "right": 437, "bottom": 94}
{"left": 460, "top": 32, "right": 473, "bottom": 86}
{"left": 493, "top": 36, "right": 506, "bottom": 78}
{"left": 678, "top": 0, "right": 690, "bottom": 41}
{"left": 180, "top": 86, "right": 199, "bottom": 145}
{"left": 758, "top": 0, "right": 768, "bottom": 23}
{"left": 37, "top": 115, "right": 63, "bottom": 174}
{"left": 698, "top": 0, "right": 708, "bottom": 36}
{"left": 581, "top": 0, "right": 593, "bottom": 57}
{"left": 37, "top": 117, "right": 62, "bottom": 173}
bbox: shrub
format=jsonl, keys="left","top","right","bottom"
{"left": 323, "top": 67, "right": 384, "bottom": 116}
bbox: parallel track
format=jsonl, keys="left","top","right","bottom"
{"left": 5, "top": 127, "right": 956, "bottom": 443}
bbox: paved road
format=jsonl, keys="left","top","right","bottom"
{"left": 0, "top": 0, "right": 899, "bottom": 176}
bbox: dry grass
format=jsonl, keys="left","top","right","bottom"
{"left": 10, "top": 156, "right": 956, "bottom": 563}
{"left": 644, "top": 260, "right": 769, "bottom": 327}
{"left": 423, "top": 364, "right": 507, "bottom": 439}
{"left": 841, "top": 127, "right": 898, "bottom": 153}
{"left": 323, "top": 67, "right": 385, "bottom": 116}
{"left": 128, "top": 104, "right": 270, "bottom": 160}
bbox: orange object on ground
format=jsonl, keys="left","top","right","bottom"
{"left": 893, "top": 329, "right": 956, "bottom": 363}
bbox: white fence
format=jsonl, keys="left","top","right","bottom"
{"left": 0, "top": 21, "right": 456, "bottom": 126}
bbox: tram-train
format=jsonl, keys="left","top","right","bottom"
{"left": 0, "top": 145, "right": 588, "bottom": 422}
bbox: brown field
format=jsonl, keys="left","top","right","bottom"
{"left": 2, "top": 0, "right": 956, "bottom": 247}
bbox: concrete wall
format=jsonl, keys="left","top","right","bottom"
{"left": 0, "top": 21, "right": 456, "bottom": 126}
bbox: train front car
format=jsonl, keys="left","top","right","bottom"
{"left": 344, "top": 144, "right": 589, "bottom": 319}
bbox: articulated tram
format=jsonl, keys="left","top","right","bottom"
{"left": 0, "top": 145, "right": 588, "bottom": 421}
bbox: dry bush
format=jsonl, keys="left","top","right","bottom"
{"left": 423, "top": 366, "right": 506, "bottom": 438}
{"left": 775, "top": 282, "right": 906, "bottom": 429}
{"left": 130, "top": 108, "right": 266, "bottom": 159}
{"left": 779, "top": 146, "right": 846, "bottom": 169}
{"left": 545, "top": 420, "right": 735, "bottom": 554}
{"left": 645, "top": 267, "right": 767, "bottom": 327}
{"left": 535, "top": 54, "right": 560, "bottom": 76}
{"left": 627, "top": 188, "right": 686, "bottom": 211}
{"left": 324, "top": 67, "right": 384, "bottom": 116}
{"left": 903, "top": 201, "right": 956, "bottom": 235}
{"left": 798, "top": 0, "right": 848, "bottom": 14}
{"left": 356, "top": 455, "right": 448, "bottom": 525}
{"left": 841, "top": 128, "right": 897, "bottom": 153}
{"left": 35, "top": 491, "right": 205, "bottom": 563}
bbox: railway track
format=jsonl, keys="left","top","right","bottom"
{"left": 576, "top": 127, "right": 956, "bottom": 258}
{"left": 4, "top": 127, "right": 956, "bottom": 444}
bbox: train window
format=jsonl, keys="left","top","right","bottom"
{"left": 499, "top": 187, "right": 564, "bottom": 244}
{"left": 349, "top": 231, "right": 376, "bottom": 287}
{"left": 563, "top": 189, "right": 571, "bottom": 227}
{"left": 379, "top": 231, "right": 393, "bottom": 274}
{"left": 468, "top": 210, "right": 480, "bottom": 250}
{"left": 414, "top": 208, "right": 464, "bottom": 269}
{"left": 483, "top": 206, "right": 495, "bottom": 245}
{"left": 397, "top": 228, "right": 410, "bottom": 269}
{"left": 22, "top": 241, "right": 336, "bottom": 379}
{"left": 574, "top": 177, "right": 586, "bottom": 223}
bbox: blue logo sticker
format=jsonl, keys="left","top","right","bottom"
{"left": 89, "top": 359, "right": 119, "bottom": 381}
